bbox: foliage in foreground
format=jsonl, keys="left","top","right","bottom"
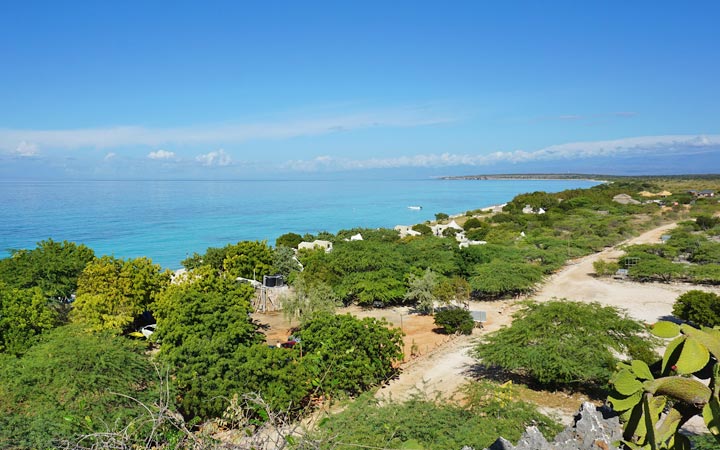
{"left": 153, "top": 267, "right": 265, "bottom": 418}
{"left": 475, "top": 300, "right": 657, "bottom": 389}
{"left": 295, "top": 313, "right": 404, "bottom": 396}
{"left": 0, "top": 325, "right": 158, "bottom": 449}
{"left": 434, "top": 307, "right": 474, "bottom": 335}
{"left": 0, "top": 283, "right": 58, "bottom": 355}
{"left": 309, "top": 381, "right": 562, "bottom": 450}
{"left": 609, "top": 321, "right": 720, "bottom": 449}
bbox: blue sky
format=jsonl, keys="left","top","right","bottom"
{"left": 1, "top": 1, "right": 718, "bottom": 179}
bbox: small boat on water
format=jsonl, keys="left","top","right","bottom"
{"left": 407, "top": 205, "right": 422, "bottom": 210}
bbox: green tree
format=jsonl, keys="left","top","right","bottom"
{"left": 296, "top": 313, "right": 404, "bottom": 395}
{"left": 0, "top": 325, "right": 159, "bottom": 449}
{"left": 0, "top": 283, "right": 58, "bottom": 355}
{"left": 434, "top": 307, "right": 474, "bottom": 335}
{"left": 412, "top": 223, "right": 432, "bottom": 236}
{"left": 71, "top": 256, "right": 170, "bottom": 333}
{"left": 475, "top": 300, "right": 656, "bottom": 388}
{"left": 469, "top": 261, "right": 543, "bottom": 299}
{"left": 463, "top": 217, "right": 483, "bottom": 231}
{"left": 672, "top": 290, "right": 720, "bottom": 327}
{"left": 0, "top": 239, "right": 95, "bottom": 300}
{"left": 696, "top": 214, "right": 720, "bottom": 230}
{"left": 281, "top": 274, "right": 338, "bottom": 325}
{"left": 222, "top": 240, "right": 275, "bottom": 280}
{"left": 435, "top": 276, "right": 471, "bottom": 307}
{"left": 276, "top": 232, "right": 303, "bottom": 248}
{"left": 153, "top": 267, "right": 263, "bottom": 418}
{"left": 405, "top": 268, "right": 439, "bottom": 314}
{"left": 273, "top": 245, "right": 301, "bottom": 278}
{"left": 627, "top": 253, "right": 686, "bottom": 282}
{"left": 435, "top": 212, "right": 450, "bottom": 221}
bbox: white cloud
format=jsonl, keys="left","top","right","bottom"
{"left": 148, "top": 149, "right": 176, "bottom": 160}
{"left": 104, "top": 152, "right": 116, "bottom": 160}
{"left": 15, "top": 141, "right": 38, "bottom": 157}
{"left": 281, "top": 134, "right": 720, "bottom": 171}
{"left": 0, "top": 107, "right": 452, "bottom": 152}
{"left": 196, "top": 149, "right": 232, "bottom": 167}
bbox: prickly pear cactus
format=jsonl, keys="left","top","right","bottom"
{"left": 608, "top": 321, "right": 720, "bottom": 449}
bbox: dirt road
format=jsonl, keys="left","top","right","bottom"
{"left": 534, "top": 222, "right": 720, "bottom": 322}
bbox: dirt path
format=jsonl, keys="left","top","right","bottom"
{"left": 375, "top": 299, "right": 520, "bottom": 403}
{"left": 533, "top": 222, "right": 720, "bottom": 323}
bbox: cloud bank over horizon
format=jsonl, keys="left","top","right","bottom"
{"left": 282, "top": 134, "right": 720, "bottom": 172}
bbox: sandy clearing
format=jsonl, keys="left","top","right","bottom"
{"left": 533, "top": 222, "right": 720, "bottom": 323}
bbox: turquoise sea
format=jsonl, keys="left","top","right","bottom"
{"left": 0, "top": 179, "right": 600, "bottom": 269}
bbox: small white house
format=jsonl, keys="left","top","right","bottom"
{"left": 395, "top": 225, "right": 422, "bottom": 238}
{"left": 350, "top": 233, "right": 363, "bottom": 241}
{"left": 298, "top": 240, "right": 333, "bottom": 253}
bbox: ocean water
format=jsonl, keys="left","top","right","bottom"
{"left": 0, "top": 179, "right": 600, "bottom": 269}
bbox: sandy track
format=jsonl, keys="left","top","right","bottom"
{"left": 534, "top": 222, "right": 720, "bottom": 323}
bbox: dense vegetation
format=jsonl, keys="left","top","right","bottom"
{"left": 309, "top": 381, "right": 562, "bottom": 450}
{"left": 0, "top": 177, "right": 717, "bottom": 447}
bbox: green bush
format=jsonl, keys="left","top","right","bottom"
{"left": 309, "top": 381, "right": 561, "bottom": 450}
{"left": 0, "top": 325, "right": 160, "bottom": 448}
{"left": 435, "top": 212, "right": 450, "bottom": 221}
{"left": 276, "top": 232, "right": 303, "bottom": 248}
{"left": 434, "top": 307, "right": 474, "bottom": 335}
{"left": 672, "top": 290, "right": 720, "bottom": 327}
{"left": 593, "top": 259, "right": 620, "bottom": 277}
{"left": 475, "top": 300, "right": 657, "bottom": 388}
{"left": 295, "top": 313, "right": 404, "bottom": 395}
{"left": 412, "top": 223, "right": 432, "bottom": 236}
{"left": 469, "top": 261, "right": 543, "bottom": 299}
{"left": 463, "top": 217, "right": 483, "bottom": 230}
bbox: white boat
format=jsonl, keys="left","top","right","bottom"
{"left": 407, "top": 205, "right": 422, "bottom": 210}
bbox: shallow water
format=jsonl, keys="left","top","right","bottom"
{"left": 0, "top": 178, "right": 599, "bottom": 269}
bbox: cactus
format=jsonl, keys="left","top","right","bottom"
{"left": 608, "top": 321, "right": 720, "bottom": 449}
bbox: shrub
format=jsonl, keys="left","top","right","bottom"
{"left": 295, "top": 313, "right": 404, "bottom": 395}
{"left": 593, "top": 259, "right": 620, "bottom": 277}
{"left": 412, "top": 223, "right": 432, "bottom": 236}
{"left": 434, "top": 307, "right": 474, "bottom": 335}
{"left": 309, "top": 382, "right": 561, "bottom": 450}
{"left": 672, "top": 290, "right": 720, "bottom": 327}
{"left": 276, "top": 232, "right": 303, "bottom": 248}
{"left": 435, "top": 212, "right": 450, "bottom": 221}
{"left": 475, "top": 300, "right": 657, "bottom": 388}
{"left": 696, "top": 214, "right": 720, "bottom": 230}
{"left": 0, "top": 325, "right": 159, "bottom": 448}
{"left": 466, "top": 227, "right": 489, "bottom": 241}
{"left": 463, "top": 217, "right": 483, "bottom": 231}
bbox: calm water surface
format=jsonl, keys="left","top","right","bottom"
{"left": 0, "top": 179, "right": 600, "bottom": 269}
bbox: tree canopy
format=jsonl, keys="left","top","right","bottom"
{"left": 0, "top": 239, "right": 95, "bottom": 300}
{"left": 71, "top": 256, "right": 170, "bottom": 333}
{"left": 0, "top": 283, "right": 58, "bottom": 355}
{"left": 475, "top": 300, "right": 657, "bottom": 388}
{"left": 296, "top": 313, "right": 404, "bottom": 395}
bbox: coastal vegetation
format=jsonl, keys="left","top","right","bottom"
{"left": 0, "top": 175, "right": 718, "bottom": 447}
{"left": 475, "top": 301, "right": 657, "bottom": 389}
